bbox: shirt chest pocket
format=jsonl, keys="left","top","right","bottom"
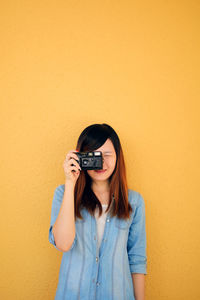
{"left": 115, "top": 218, "right": 131, "bottom": 229}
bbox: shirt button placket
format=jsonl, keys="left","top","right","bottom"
{"left": 93, "top": 216, "right": 110, "bottom": 290}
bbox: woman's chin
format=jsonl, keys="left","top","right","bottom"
{"left": 87, "top": 170, "right": 111, "bottom": 180}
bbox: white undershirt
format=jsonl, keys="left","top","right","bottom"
{"left": 94, "top": 204, "right": 108, "bottom": 250}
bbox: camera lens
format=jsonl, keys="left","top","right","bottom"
{"left": 83, "top": 159, "right": 88, "bottom": 165}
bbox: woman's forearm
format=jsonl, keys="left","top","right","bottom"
{"left": 52, "top": 180, "right": 76, "bottom": 251}
{"left": 131, "top": 273, "right": 145, "bottom": 300}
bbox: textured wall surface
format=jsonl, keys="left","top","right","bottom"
{"left": 0, "top": 0, "right": 200, "bottom": 299}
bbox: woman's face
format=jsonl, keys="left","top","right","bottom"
{"left": 86, "top": 138, "right": 117, "bottom": 182}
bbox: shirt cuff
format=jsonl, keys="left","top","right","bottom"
{"left": 130, "top": 263, "right": 147, "bottom": 274}
{"left": 49, "top": 225, "right": 63, "bottom": 251}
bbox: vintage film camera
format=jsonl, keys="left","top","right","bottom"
{"left": 73, "top": 151, "right": 103, "bottom": 170}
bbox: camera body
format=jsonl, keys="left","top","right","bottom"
{"left": 73, "top": 151, "right": 103, "bottom": 170}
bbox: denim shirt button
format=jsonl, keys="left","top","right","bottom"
{"left": 96, "top": 257, "right": 98, "bottom": 262}
{"left": 106, "top": 219, "right": 110, "bottom": 222}
{"left": 96, "top": 282, "right": 100, "bottom": 286}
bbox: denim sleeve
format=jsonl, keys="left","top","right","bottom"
{"left": 48, "top": 185, "right": 77, "bottom": 252}
{"left": 127, "top": 192, "right": 147, "bottom": 274}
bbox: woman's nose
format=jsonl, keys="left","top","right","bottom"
{"left": 102, "top": 158, "right": 107, "bottom": 167}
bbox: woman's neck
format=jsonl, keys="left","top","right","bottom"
{"left": 91, "top": 180, "right": 110, "bottom": 194}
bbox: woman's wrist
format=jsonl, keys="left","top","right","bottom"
{"left": 65, "top": 179, "right": 75, "bottom": 190}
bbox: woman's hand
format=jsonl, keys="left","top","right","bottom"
{"left": 63, "top": 150, "right": 81, "bottom": 186}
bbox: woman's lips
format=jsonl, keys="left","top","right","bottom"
{"left": 94, "top": 169, "right": 107, "bottom": 173}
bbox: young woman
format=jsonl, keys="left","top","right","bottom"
{"left": 49, "top": 123, "right": 147, "bottom": 300}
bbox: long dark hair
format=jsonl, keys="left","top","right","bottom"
{"left": 74, "top": 123, "right": 132, "bottom": 220}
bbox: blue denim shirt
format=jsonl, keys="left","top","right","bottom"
{"left": 48, "top": 184, "right": 147, "bottom": 300}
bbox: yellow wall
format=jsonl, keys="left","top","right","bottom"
{"left": 1, "top": 1, "right": 199, "bottom": 299}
